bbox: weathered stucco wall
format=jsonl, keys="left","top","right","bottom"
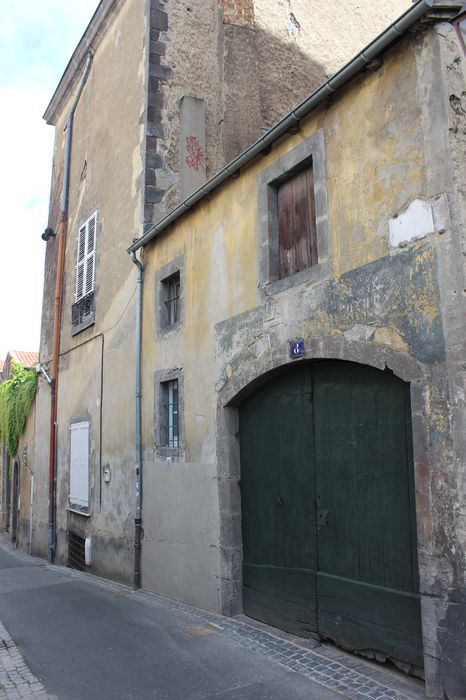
{"left": 33, "top": 0, "right": 145, "bottom": 583}
{"left": 30, "top": 377, "right": 51, "bottom": 558}
{"left": 413, "top": 24, "right": 466, "bottom": 700}
{"left": 32, "top": 3, "right": 464, "bottom": 694}
{"left": 254, "top": 0, "right": 411, "bottom": 127}
{"left": 15, "top": 401, "right": 36, "bottom": 554}
{"left": 33, "top": 0, "right": 413, "bottom": 587}
{"left": 140, "top": 27, "right": 465, "bottom": 697}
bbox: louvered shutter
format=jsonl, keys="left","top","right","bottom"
{"left": 75, "top": 212, "right": 97, "bottom": 302}
{"left": 85, "top": 213, "right": 97, "bottom": 295}
{"left": 75, "top": 224, "right": 86, "bottom": 301}
{"left": 69, "top": 422, "right": 89, "bottom": 507}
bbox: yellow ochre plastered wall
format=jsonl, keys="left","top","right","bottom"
{"left": 140, "top": 38, "right": 431, "bottom": 609}
{"left": 141, "top": 36, "right": 426, "bottom": 384}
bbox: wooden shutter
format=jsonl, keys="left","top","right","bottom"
{"left": 75, "top": 213, "right": 97, "bottom": 301}
{"left": 277, "top": 167, "right": 317, "bottom": 279}
{"left": 69, "top": 422, "right": 89, "bottom": 507}
{"left": 85, "top": 214, "right": 97, "bottom": 296}
{"left": 75, "top": 224, "right": 86, "bottom": 301}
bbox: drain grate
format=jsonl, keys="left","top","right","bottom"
{"left": 68, "top": 531, "right": 86, "bottom": 571}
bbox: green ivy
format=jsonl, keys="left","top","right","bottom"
{"left": 0, "top": 362, "right": 38, "bottom": 458}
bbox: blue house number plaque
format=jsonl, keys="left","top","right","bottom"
{"left": 289, "top": 338, "right": 305, "bottom": 359}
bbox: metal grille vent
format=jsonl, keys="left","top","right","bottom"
{"left": 68, "top": 531, "right": 86, "bottom": 571}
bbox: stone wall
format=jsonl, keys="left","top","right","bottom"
{"left": 141, "top": 0, "right": 411, "bottom": 228}
{"left": 139, "top": 24, "right": 466, "bottom": 696}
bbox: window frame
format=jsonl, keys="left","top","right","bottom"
{"left": 156, "top": 255, "right": 184, "bottom": 336}
{"left": 166, "top": 378, "right": 180, "bottom": 448}
{"left": 72, "top": 211, "right": 98, "bottom": 335}
{"left": 257, "top": 129, "right": 330, "bottom": 295}
{"left": 165, "top": 272, "right": 181, "bottom": 326}
{"left": 154, "top": 369, "right": 184, "bottom": 460}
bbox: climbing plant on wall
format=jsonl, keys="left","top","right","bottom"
{"left": 0, "top": 363, "right": 38, "bottom": 458}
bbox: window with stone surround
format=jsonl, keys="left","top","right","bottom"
{"left": 257, "top": 130, "right": 330, "bottom": 295}
{"left": 277, "top": 166, "right": 317, "bottom": 279}
{"left": 154, "top": 369, "right": 184, "bottom": 460}
{"left": 156, "top": 255, "right": 184, "bottom": 336}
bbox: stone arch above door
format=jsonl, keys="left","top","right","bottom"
{"left": 215, "top": 335, "right": 431, "bottom": 656}
{"left": 218, "top": 334, "right": 425, "bottom": 408}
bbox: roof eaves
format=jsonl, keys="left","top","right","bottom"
{"left": 43, "top": 0, "right": 125, "bottom": 125}
{"left": 9, "top": 351, "right": 39, "bottom": 369}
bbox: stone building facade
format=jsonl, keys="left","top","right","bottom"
{"left": 25, "top": 0, "right": 466, "bottom": 698}
{"left": 128, "top": 4, "right": 466, "bottom": 697}
{"left": 34, "top": 0, "right": 411, "bottom": 583}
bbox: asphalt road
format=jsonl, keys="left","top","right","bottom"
{"left": 0, "top": 544, "right": 341, "bottom": 700}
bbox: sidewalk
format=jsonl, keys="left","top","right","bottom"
{"left": 0, "top": 621, "right": 51, "bottom": 699}
{"left": 0, "top": 536, "right": 425, "bottom": 700}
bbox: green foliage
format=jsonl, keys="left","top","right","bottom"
{"left": 0, "top": 362, "right": 38, "bottom": 458}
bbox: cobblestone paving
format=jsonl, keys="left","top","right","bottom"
{"left": 0, "top": 622, "right": 49, "bottom": 699}
{"left": 133, "top": 589, "right": 425, "bottom": 700}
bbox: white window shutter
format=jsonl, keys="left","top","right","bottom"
{"left": 69, "top": 422, "right": 89, "bottom": 507}
{"left": 85, "top": 213, "right": 97, "bottom": 295}
{"left": 75, "top": 212, "right": 97, "bottom": 301}
{"left": 75, "top": 225, "right": 86, "bottom": 301}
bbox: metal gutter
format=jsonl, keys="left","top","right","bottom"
{"left": 130, "top": 252, "right": 143, "bottom": 589}
{"left": 48, "top": 53, "right": 93, "bottom": 565}
{"left": 128, "top": 0, "right": 461, "bottom": 254}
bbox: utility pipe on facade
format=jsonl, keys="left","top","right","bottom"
{"left": 130, "top": 251, "right": 143, "bottom": 588}
{"left": 48, "top": 53, "right": 93, "bottom": 564}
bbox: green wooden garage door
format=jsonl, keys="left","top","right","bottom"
{"left": 239, "top": 360, "right": 423, "bottom": 667}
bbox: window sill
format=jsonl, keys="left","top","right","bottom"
{"left": 67, "top": 507, "right": 91, "bottom": 518}
{"left": 264, "top": 260, "right": 330, "bottom": 296}
{"left": 156, "top": 446, "right": 184, "bottom": 462}
{"left": 71, "top": 314, "right": 95, "bottom": 336}
{"left": 157, "top": 320, "right": 183, "bottom": 338}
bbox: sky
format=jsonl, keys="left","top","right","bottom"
{"left": 0, "top": 0, "right": 100, "bottom": 361}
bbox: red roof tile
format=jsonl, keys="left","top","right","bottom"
{"left": 9, "top": 351, "right": 39, "bottom": 369}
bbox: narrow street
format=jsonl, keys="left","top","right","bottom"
{"left": 0, "top": 538, "right": 424, "bottom": 700}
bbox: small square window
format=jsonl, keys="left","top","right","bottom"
{"left": 156, "top": 255, "right": 184, "bottom": 336}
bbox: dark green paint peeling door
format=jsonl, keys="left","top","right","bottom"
{"left": 240, "top": 365, "right": 317, "bottom": 637}
{"left": 239, "top": 361, "right": 423, "bottom": 667}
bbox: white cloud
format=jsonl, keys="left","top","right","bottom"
{"left": 0, "top": 0, "right": 99, "bottom": 359}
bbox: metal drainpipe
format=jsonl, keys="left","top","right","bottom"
{"left": 48, "top": 53, "right": 93, "bottom": 564}
{"left": 131, "top": 251, "right": 143, "bottom": 588}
